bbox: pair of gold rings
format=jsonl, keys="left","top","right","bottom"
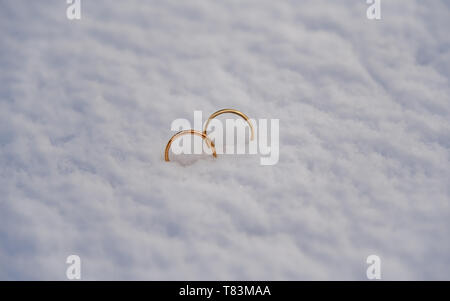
{"left": 164, "top": 109, "right": 254, "bottom": 162}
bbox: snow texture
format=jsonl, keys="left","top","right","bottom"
{"left": 0, "top": 0, "right": 449, "bottom": 280}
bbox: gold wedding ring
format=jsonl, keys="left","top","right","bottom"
{"left": 203, "top": 109, "right": 254, "bottom": 140}
{"left": 164, "top": 130, "right": 217, "bottom": 162}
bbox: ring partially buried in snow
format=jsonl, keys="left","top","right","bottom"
{"left": 164, "top": 129, "right": 216, "bottom": 162}
{"left": 203, "top": 108, "right": 254, "bottom": 141}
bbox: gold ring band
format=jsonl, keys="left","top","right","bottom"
{"left": 203, "top": 109, "right": 254, "bottom": 140}
{"left": 164, "top": 130, "right": 217, "bottom": 162}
